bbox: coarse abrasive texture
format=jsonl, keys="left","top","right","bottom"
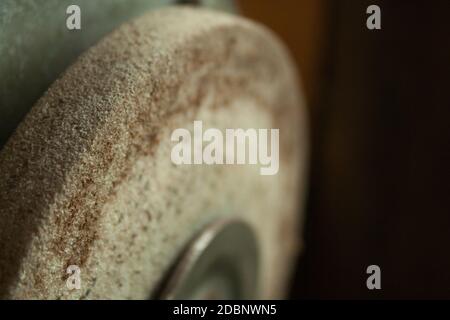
{"left": 0, "top": 7, "right": 308, "bottom": 299}
{"left": 0, "top": 0, "right": 235, "bottom": 148}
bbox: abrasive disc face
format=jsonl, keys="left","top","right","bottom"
{"left": 0, "top": 0, "right": 234, "bottom": 148}
{"left": 0, "top": 7, "right": 308, "bottom": 299}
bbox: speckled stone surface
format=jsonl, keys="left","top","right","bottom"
{"left": 0, "top": 7, "right": 307, "bottom": 299}
{"left": 0, "top": 0, "right": 235, "bottom": 148}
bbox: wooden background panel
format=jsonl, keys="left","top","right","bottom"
{"left": 239, "top": 0, "right": 450, "bottom": 298}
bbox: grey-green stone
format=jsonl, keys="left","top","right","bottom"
{"left": 0, "top": 0, "right": 234, "bottom": 148}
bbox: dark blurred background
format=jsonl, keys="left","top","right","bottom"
{"left": 239, "top": 0, "right": 450, "bottom": 299}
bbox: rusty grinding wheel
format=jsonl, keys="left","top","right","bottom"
{"left": 0, "top": 7, "right": 308, "bottom": 299}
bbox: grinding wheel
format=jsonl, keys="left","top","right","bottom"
{"left": 0, "top": 0, "right": 234, "bottom": 148}
{"left": 0, "top": 7, "right": 308, "bottom": 299}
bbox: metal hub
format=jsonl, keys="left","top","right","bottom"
{"left": 157, "top": 219, "right": 259, "bottom": 299}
